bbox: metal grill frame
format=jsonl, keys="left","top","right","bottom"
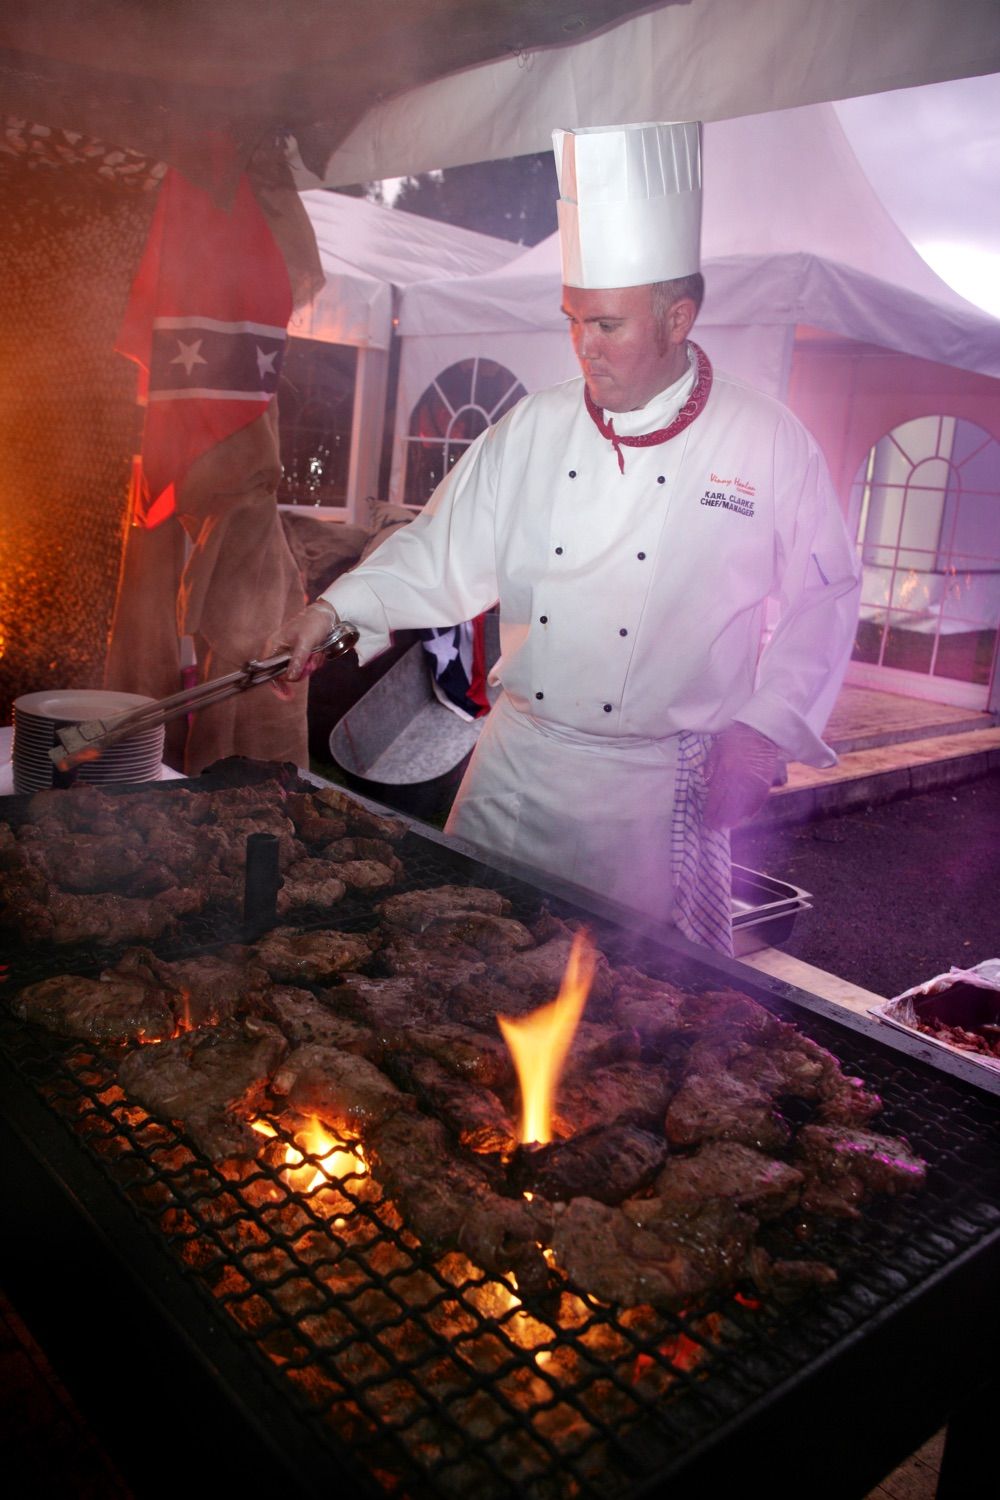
{"left": 1, "top": 785, "right": 999, "bottom": 1499}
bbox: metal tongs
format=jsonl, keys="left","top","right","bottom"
{"left": 50, "top": 618, "right": 359, "bottom": 771}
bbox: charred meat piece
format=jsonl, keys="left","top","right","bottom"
{"left": 12, "top": 830, "right": 151, "bottom": 895}
{"left": 687, "top": 1023, "right": 881, "bottom": 1123}
{"left": 665, "top": 1069, "right": 790, "bottom": 1153}
{"left": 510, "top": 1124, "right": 668, "bottom": 1204}
{"left": 11, "top": 973, "right": 175, "bottom": 1043}
{"left": 264, "top": 986, "right": 382, "bottom": 1058}
{"left": 552, "top": 1195, "right": 755, "bottom": 1310}
{"left": 553, "top": 1062, "right": 675, "bottom": 1137}
{"left": 143, "top": 949, "right": 272, "bottom": 1029}
{"left": 612, "top": 966, "right": 691, "bottom": 1046}
{"left": 747, "top": 1246, "right": 838, "bottom": 1300}
{"left": 271, "top": 1044, "right": 410, "bottom": 1134}
{"left": 252, "top": 927, "right": 376, "bottom": 982}
{"left": 679, "top": 988, "right": 786, "bottom": 1045}
{"left": 2, "top": 885, "right": 202, "bottom": 947}
{"left": 297, "top": 787, "right": 406, "bottom": 842}
{"left": 389, "top": 1053, "right": 517, "bottom": 1155}
{"left": 25, "top": 786, "right": 124, "bottom": 834}
{"left": 367, "top": 1110, "right": 553, "bottom": 1296}
{"left": 491, "top": 936, "right": 615, "bottom": 1009}
{"left": 448, "top": 976, "right": 544, "bottom": 1028}
{"left": 403, "top": 1021, "right": 513, "bottom": 1089}
{"left": 324, "top": 837, "right": 404, "bottom": 877}
{"left": 277, "top": 858, "right": 347, "bottom": 913}
{"left": 564, "top": 1020, "right": 641, "bottom": 1073}
{"left": 332, "top": 973, "right": 447, "bottom": 1038}
{"left": 795, "top": 1124, "right": 927, "bottom": 1219}
{"left": 213, "top": 815, "right": 302, "bottom": 875}
{"left": 328, "top": 859, "right": 399, "bottom": 892}
{"left": 379, "top": 932, "right": 488, "bottom": 991}
{"left": 377, "top": 884, "right": 512, "bottom": 932}
{"left": 119, "top": 1017, "right": 287, "bottom": 1161}
{"left": 653, "top": 1141, "right": 803, "bottom": 1219}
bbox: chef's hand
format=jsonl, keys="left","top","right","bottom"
{"left": 268, "top": 599, "right": 340, "bottom": 701}
{"left": 703, "top": 722, "right": 780, "bottom": 830}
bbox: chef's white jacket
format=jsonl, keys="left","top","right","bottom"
{"left": 325, "top": 365, "right": 861, "bottom": 767}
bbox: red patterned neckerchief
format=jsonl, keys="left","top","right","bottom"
{"left": 584, "top": 341, "right": 714, "bottom": 474}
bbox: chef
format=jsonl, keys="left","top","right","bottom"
{"left": 275, "top": 121, "right": 861, "bottom": 953}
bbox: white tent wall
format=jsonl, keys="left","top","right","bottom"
{"left": 287, "top": 192, "right": 519, "bottom": 521}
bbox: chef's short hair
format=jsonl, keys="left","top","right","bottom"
{"left": 651, "top": 273, "right": 704, "bottom": 320}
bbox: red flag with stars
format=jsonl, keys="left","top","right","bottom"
{"left": 116, "top": 163, "right": 292, "bottom": 528}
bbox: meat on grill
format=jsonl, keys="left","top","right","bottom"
{"left": 293, "top": 787, "right": 406, "bottom": 843}
{"left": 388, "top": 1053, "right": 518, "bottom": 1156}
{"left": 510, "top": 1123, "right": 669, "bottom": 1204}
{"left": 11, "top": 973, "right": 176, "bottom": 1043}
{"left": 377, "top": 884, "right": 512, "bottom": 932}
{"left": 324, "top": 836, "right": 405, "bottom": 876}
{"left": 552, "top": 1194, "right": 755, "bottom": 1309}
{"left": 118, "top": 1016, "right": 287, "bottom": 1160}
{"left": 261, "top": 986, "right": 382, "bottom": 1058}
{"left": 490, "top": 936, "right": 615, "bottom": 1007}
{"left": 277, "top": 858, "right": 347, "bottom": 913}
{"left": 366, "top": 1110, "right": 553, "bottom": 1296}
{"left": 401, "top": 1020, "right": 513, "bottom": 1089}
{"left": 664, "top": 1070, "right": 791, "bottom": 1152}
{"left": 133, "top": 947, "right": 272, "bottom": 1028}
{"left": 612, "top": 966, "right": 691, "bottom": 1046}
{"left": 795, "top": 1124, "right": 927, "bottom": 1218}
{"left": 553, "top": 1062, "right": 675, "bottom": 1137}
{"left": 331, "top": 973, "right": 448, "bottom": 1036}
{"left": 271, "top": 1044, "right": 412, "bottom": 1134}
{"left": 252, "top": 926, "right": 376, "bottom": 982}
{"left": 653, "top": 1141, "right": 804, "bottom": 1219}
{"left": 2, "top": 884, "right": 202, "bottom": 947}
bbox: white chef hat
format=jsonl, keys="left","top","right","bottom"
{"left": 553, "top": 120, "right": 702, "bottom": 289}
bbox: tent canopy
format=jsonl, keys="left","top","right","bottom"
{"left": 294, "top": 192, "right": 519, "bottom": 350}
{"left": 397, "top": 100, "right": 1000, "bottom": 379}
{"left": 2, "top": 2, "right": 999, "bottom": 192}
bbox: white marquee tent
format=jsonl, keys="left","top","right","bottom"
{"left": 392, "top": 97, "right": 1000, "bottom": 496}
{"left": 291, "top": 192, "right": 518, "bottom": 512}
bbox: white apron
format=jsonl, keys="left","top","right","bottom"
{"left": 446, "top": 693, "right": 681, "bottom": 925}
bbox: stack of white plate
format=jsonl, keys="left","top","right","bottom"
{"left": 12, "top": 690, "right": 165, "bottom": 794}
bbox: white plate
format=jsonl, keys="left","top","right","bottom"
{"left": 13, "top": 689, "right": 156, "bottom": 723}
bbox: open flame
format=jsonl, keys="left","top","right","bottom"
{"left": 498, "top": 930, "right": 597, "bottom": 1146}
{"left": 252, "top": 1116, "right": 367, "bottom": 1194}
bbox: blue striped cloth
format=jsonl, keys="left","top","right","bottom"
{"left": 670, "top": 732, "right": 733, "bottom": 956}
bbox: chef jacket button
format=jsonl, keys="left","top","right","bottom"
{"left": 619, "top": 628, "right": 628, "bottom": 637}
{"left": 568, "top": 470, "right": 577, "bottom": 478}
{"left": 657, "top": 475, "right": 666, "bottom": 484}
{"left": 637, "top": 551, "right": 646, "bottom": 560}
{"left": 603, "top": 703, "right": 613, "bottom": 713}
{"left": 555, "top": 546, "right": 564, "bottom": 555}
{"left": 535, "top": 691, "right": 544, "bottom": 700}
{"left": 539, "top": 615, "right": 548, "bottom": 624}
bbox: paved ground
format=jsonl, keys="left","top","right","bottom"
{"left": 732, "top": 772, "right": 1000, "bottom": 1000}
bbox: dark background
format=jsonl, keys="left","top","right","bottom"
{"left": 732, "top": 773, "right": 1000, "bottom": 1000}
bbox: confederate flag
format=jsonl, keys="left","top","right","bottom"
{"left": 116, "top": 163, "right": 292, "bottom": 527}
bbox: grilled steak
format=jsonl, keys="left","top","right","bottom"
{"left": 263, "top": 986, "right": 381, "bottom": 1057}
{"left": 511, "top": 1124, "right": 668, "bottom": 1204}
{"left": 272, "top": 1044, "right": 411, "bottom": 1133}
{"left": 277, "top": 858, "right": 348, "bottom": 913}
{"left": 252, "top": 926, "right": 376, "bottom": 981}
{"left": 3, "top": 885, "right": 202, "bottom": 946}
{"left": 367, "top": 1110, "right": 552, "bottom": 1296}
{"left": 118, "top": 1017, "right": 287, "bottom": 1160}
{"left": 553, "top": 1062, "right": 674, "bottom": 1136}
{"left": 11, "top": 973, "right": 175, "bottom": 1044}
{"left": 795, "top": 1124, "right": 927, "bottom": 1218}
{"left": 389, "top": 1053, "right": 517, "bottom": 1156}
{"left": 377, "top": 884, "right": 511, "bottom": 931}
{"left": 492, "top": 936, "right": 615, "bottom": 1008}
{"left": 664, "top": 1070, "right": 790, "bottom": 1152}
{"left": 653, "top": 1141, "right": 804, "bottom": 1219}
{"left": 552, "top": 1195, "right": 755, "bottom": 1309}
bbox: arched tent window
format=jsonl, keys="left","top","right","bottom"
{"left": 850, "top": 415, "right": 1000, "bottom": 704}
{"left": 278, "top": 339, "right": 357, "bottom": 508}
{"left": 402, "top": 358, "right": 526, "bottom": 507}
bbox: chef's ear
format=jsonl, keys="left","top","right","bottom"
{"left": 661, "top": 295, "right": 697, "bottom": 347}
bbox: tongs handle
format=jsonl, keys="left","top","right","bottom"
{"left": 50, "top": 619, "right": 359, "bottom": 770}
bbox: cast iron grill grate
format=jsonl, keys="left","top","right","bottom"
{"left": 2, "top": 783, "right": 1000, "bottom": 1496}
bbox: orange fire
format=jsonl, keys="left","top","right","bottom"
{"left": 252, "top": 1116, "right": 367, "bottom": 1194}
{"left": 498, "top": 930, "right": 597, "bottom": 1146}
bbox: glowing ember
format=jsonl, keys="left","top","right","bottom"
{"left": 282, "top": 1116, "right": 367, "bottom": 1194}
{"left": 498, "top": 930, "right": 597, "bottom": 1146}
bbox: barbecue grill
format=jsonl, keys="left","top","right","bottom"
{"left": 1, "top": 775, "right": 998, "bottom": 1500}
